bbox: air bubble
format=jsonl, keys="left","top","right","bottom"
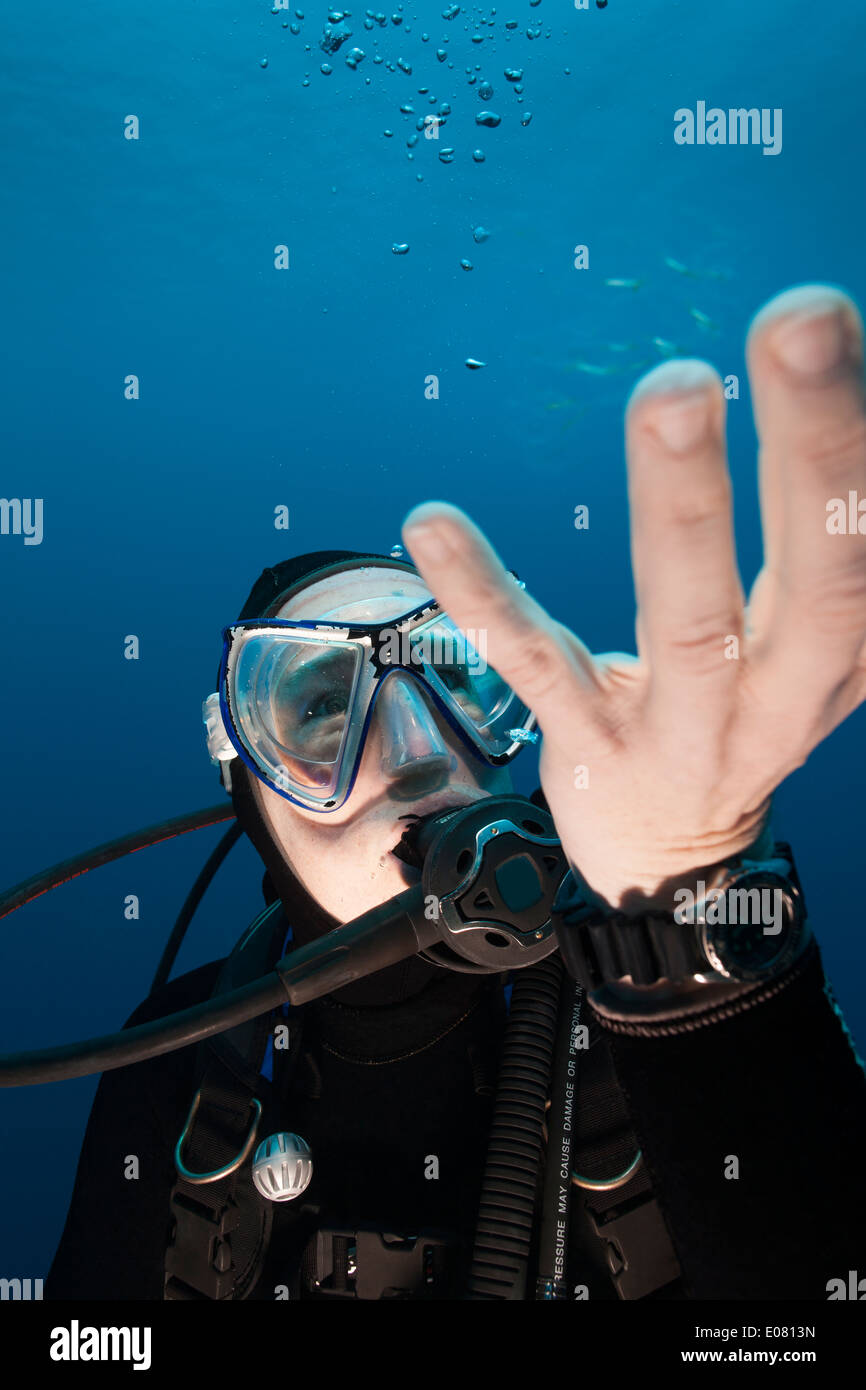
{"left": 320, "top": 18, "right": 353, "bottom": 53}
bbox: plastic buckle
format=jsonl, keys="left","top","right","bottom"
{"left": 164, "top": 1191, "right": 242, "bottom": 1300}
{"left": 308, "top": 1225, "right": 456, "bottom": 1299}
{"left": 588, "top": 1196, "right": 681, "bottom": 1301}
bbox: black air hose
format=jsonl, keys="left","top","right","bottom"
{"left": 465, "top": 954, "right": 563, "bottom": 1299}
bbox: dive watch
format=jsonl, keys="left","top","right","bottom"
{"left": 552, "top": 843, "right": 810, "bottom": 992}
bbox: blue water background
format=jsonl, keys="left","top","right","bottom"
{"left": 1, "top": 0, "right": 864, "bottom": 1275}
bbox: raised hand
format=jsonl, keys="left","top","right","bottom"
{"left": 402, "top": 285, "right": 866, "bottom": 911}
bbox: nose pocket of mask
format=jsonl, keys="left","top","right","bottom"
{"left": 376, "top": 676, "right": 450, "bottom": 778}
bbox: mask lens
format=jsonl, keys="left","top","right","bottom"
{"left": 408, "top": 617, "right": 529, "bottom": 754}
{"left": 230, "top": 633, "right": 362, "bottom": 797}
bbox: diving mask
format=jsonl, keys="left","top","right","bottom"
{"left": 204, "top": 595, "right": 537, "bottom": 812}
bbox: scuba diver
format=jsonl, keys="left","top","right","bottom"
{"left": 27, "top": 284, "right": 866, "bottom": 1299}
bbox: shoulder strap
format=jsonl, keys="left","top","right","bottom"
{"left": 570, "top": 1012, "right": 682, "bottom": 1299}
{"left": 164, "top": 902, "right": 305, "bottom": 1300}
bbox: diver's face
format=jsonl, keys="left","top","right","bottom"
{"left": 249, "top": 565, "right": 513, "bottom": 922}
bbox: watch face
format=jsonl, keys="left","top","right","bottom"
{"left": 699, "top": 875, "right": 804, "bottom": 983}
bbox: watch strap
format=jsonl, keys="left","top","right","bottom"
{"left": 553, "top": 843, "right": 807, "bottom": 992}
{"left": 553, "top": 882, "right": 705, "bottom": 991}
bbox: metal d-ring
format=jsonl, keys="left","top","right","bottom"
{"left": 571, "top": 1149, "right": 643, "bottom": 1193}
{"left": 174, "top": 1089, "right": 263, "bottom": 1185}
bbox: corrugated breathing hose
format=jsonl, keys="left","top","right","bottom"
{"left": 465, "top": 953, "right": 563, "bottom": 1299}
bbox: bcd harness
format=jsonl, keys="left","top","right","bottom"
{"left": 164, "top": 902, "right": 682, "bottom": 1302}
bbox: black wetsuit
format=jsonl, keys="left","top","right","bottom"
{"left": 44, "top": 890, "right": 866, "bottom": 1302}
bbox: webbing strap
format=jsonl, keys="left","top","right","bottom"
{"left": 164, "top": 902, "right": 299, "bottom": 1301}
{"left": 571, "top": 1011, "right": 681, "bottom": 1299}
{"left": 164, "top": 1054, "right": 274, "bottom": 1301}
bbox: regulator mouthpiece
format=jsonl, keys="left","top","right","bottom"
{"left": 413, "top": 794, "right": 569, "bottom": 975}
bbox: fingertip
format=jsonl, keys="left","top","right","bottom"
{"left": 627, "top": 358, "right": 721, "bottom": 414}
{"left": 402, "top": 499, "right": 465, "bottom": 535}
{"left": 401, "top": 500, "right": 469, "bottom": 564}
{"left": 746, "top": 283, "right": 863, "bottom": 363}
{"left": 626, "top": 360, "right": 725, "bottom": 453}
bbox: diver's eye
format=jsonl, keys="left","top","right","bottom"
{"left": 435, "top": 664, "right": 486, "bottom": 720}
{"left": 303, "top": 690, "right": 348, "bottom": 723}
{"left": 437, "top": 663, "right": 467, "bottom": 693}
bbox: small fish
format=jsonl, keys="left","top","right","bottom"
{"left": 665, "top": 256, "right": 730, "bottom": 281}
{"left": 652, "top": 337, "right": 681, "bottom": 357}
{"left": 545, "top": 400, "right": 589, "bottom": 434}
{"left": 465, "top": 357, "right": 486, "bottom": 369}
{"left": 604, "top": 277, "right": 642, "bottom": 290}
{"left": 572, "top": 361, "right": 620, "bottom": 376}
{"left": 689, "top": 306, "right": 719, "bottom": 332}
{"left": 664, "top": 256, "right": 696, "bottom": 277}
{"left": 606, "top": 341, "right": 636, "bottom": 353}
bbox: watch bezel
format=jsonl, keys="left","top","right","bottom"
{"left": 698, "top": 870, "right": 806, "bottom": 984}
